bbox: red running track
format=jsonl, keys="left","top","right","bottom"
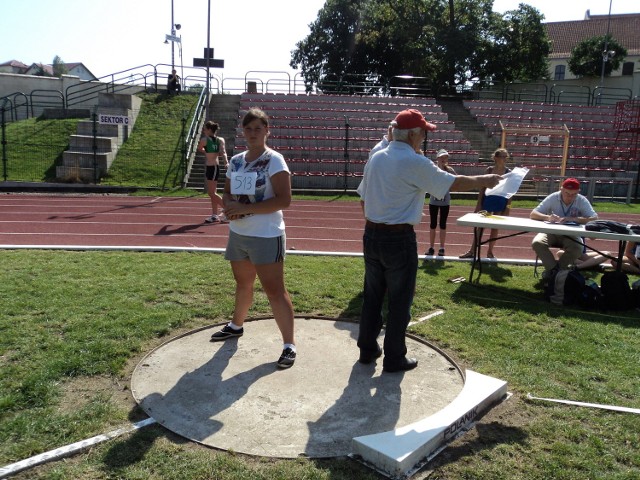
{"left": 0, "top": 194, "right": 636, "bottom": 259}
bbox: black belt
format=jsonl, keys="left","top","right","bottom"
{"left": 365, "top": 220, "right": 413, "bottom": 232}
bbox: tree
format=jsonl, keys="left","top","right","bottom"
{"left": 436, "top": 0, "right": 497, "bottom": 90}
{"left": 290, "top": 0, "right": 367, "bottom": 92}
{"left": 568, "top": 35, "right": 627, "bottom": 78}
{"left": 290, "top": 0, "right": 551, "bottom": 93}
{"left": 480, "top": 4, "right": 550, "bottom": 84}
{"left": 32, "top": 64, "right": 50, "bottom": 77}
{"left": 52, "top": 55, "right": 68, "bottom": 77}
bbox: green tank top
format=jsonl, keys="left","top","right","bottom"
{"left": 205, "top": 136, "right": 219, "bottom": 153}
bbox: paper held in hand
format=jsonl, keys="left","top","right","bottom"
{"left": 484, "top": 167, "right": 529, "bottom": 199}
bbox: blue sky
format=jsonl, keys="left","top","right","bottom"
{"left": 0, "top": 0, "right": 637, "bottom": 80}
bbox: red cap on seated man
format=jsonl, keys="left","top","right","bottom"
{"left": 562, "top": 177, "right": 580, "bottom": 190}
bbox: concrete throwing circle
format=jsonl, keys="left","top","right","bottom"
{"left": 131, "top": 316, "right": 464, "bottom": 458}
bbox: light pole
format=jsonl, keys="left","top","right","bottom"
{"left": 206, "top": 0, "right": 211, "bottom": 97}
{"left": 166, "top": 0, "right": 181, "bottom": 70}
{"left": 171, "top": 0, "right": 176, "bottom": 69}
{"left": 599, "top": 0, "right": 613, "bottom": 88}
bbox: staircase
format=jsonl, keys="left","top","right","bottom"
{"left": 438, "top": 98, "right": 538, "bottom": 194}
{"left": 56, "top": 93, "right": 142, "bottom": 182}
{"left": 186, "top": 94, "right": 241, "bottom": 190}
{"left": 438, "top": 99, "right": 498, "bottom": 162}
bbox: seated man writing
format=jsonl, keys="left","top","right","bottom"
{"left": 530, "top": 178, "right": 598, "bottom": 278}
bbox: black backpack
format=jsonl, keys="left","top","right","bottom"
{"left": 547, "top": 269, "right": 586, "bottom": 306}
{"left": 578, "top": 279, "right": 604, "bottom": 310}
{"left": 600, "top": 271, "right": 633, "bottom": 310}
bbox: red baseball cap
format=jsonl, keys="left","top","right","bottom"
{"left": 393, "top": 109, "right": 437, "bottom": 132}
{"left": 562, "top": 178, "right": 580, "bottom": 190}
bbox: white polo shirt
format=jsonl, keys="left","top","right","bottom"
{"left": 357, "top": 141, "right": 455, "bottom": 225}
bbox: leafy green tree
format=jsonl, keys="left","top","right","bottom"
{"left": 568, "top": 35, "right": 627, "bottom": 77}
{"left": 33, "top": 64, "right": 50, "bottom": 76}
{"left": 52, "top": 55, "right": 68, "bottom": 77}
{"left": 483, "top": 4, "right": 550, "bottom": 84}
{"left": 436, "top": 0, "right": 497, "bottom": 90}
{"left": 290, "top": 0, "right": 551, "bottom": 93}
{"left": 290, "top": 0, "right": 367, "bottom": 92}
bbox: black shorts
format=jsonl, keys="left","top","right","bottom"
{"left": 205, "top": 165, "right": 220, "bottom": 181}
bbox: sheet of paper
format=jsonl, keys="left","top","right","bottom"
{"left": 484, "top": 166, "right": 529, "bottom": 199}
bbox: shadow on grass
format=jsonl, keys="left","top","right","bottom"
{"left": 101, "top": 422, "right": 172, "bottom": 472}
{"left": 421, "top": 421, "right": 528, "bottom": 474}
{"left": 420, "top": 259, "right": 515, "bottom": 284}
{"left": 420, "top": 258, "right": 459, "bottom": 277}
{"left": 451, "top": 278, "right": 640, "bottom": 328}
{"left": 339, "top": 290, "right": 364, "bottom": 319}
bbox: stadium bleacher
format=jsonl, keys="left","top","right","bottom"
{"left": 234, "top": 93, "right": 480, "bottom": 188}
{"left": 222, "top": 94, "right": 637, "bottom": 200}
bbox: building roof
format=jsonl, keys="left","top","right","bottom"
{"left": 62, "top": 62, "right": 98, "bottom": 80}
{"left": 26, "top": 63, "right": 55, "bottom": 76}
{"left": 0, "top": 59, "right": 29, "bottom": 69}
{"left": 545, "top": 12, "right": 640, "bottom": 59}
{"left": 1, "top": 60, "right": 97, "bottom": 79}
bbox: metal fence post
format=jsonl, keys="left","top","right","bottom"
{"left": 1, "top": 106, "right": 7, "bottom": 181}
{"left": 343, "top": 116, "right": 349, "bottom": 191}
{"left": 181, "top": 114, "right": 187, "bottom": 187}
{"left": 92, "top": 107, "right": 98, "bottom": 184}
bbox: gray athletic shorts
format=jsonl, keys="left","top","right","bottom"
{"left": 224, "top": 230, "right": 286, "bottom": 264}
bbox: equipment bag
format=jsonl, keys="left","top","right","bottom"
{"left": 548, "top": 269, "right": 585, "bottom": 306}
{"left": 578, "top": 279, "right": 604, "bottom": 310}
{"left": 585, "top": 220, "right": 631, "bottom": 234}
{"left": 600, "top": 271, "right": 633, "bottom": 310}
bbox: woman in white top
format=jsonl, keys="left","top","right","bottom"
{"left": 209, "top": 108, "right": 296, "bottom": 369}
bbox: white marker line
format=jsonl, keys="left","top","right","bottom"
{"left": 0, "top": 418, "right": 156, "bottom": 479}
{"left": 410, "top": 310, "right": 445, "bottom": 326}
{"left": 527, "top": 394, "right": 640, "bottom": 414}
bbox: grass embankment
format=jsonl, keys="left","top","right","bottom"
{"left": 1, "top": 249, "right": 638, "bottom": 479}
{"left": 2, "top": 118, "right": 80, "bottom": 182}
{"left": 3, "top": 92, "right": 199, "bottom": 188}
{"left": 103, "top": 92, "right": 200, "bottom": 188}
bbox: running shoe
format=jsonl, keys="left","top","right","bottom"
{"left": 277, "top": 347, "right": 296, "bottom": 369}
{"left": 210, "top": 324, "right": 243, "bottom": 341}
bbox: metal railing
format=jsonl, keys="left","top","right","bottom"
{"left": 181, "top": 87, "right": 209, "bottom": 186}
{"left": 550, "top": 84, "right": 591, "bottom": 105}
{"left": 472, "top": 81, "right": 633, "bottom": 106}
{"left": 0, "top": 93, "right": 29, "bottom": 122}
{"left": 28, "top": 90, "right": 64, "bottom": 117}
{"left": 593, "top": 86, "right": 633, "bottom": 106}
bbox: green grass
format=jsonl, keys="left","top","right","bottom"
{"left": 2, "top": 117, "right": 80, "bottom": 181}
{"left": 1, "top": 248, "right": 639, "bottom": 479}
{"left": 103, "top": 93, "right": 200, "bottom": 188}
{"left": 1, "top": 93, "right": 199, "bottom": 188}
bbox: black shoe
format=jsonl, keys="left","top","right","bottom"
{"left": 277, "top": 347, "right": 296, "bottom": 369}
{"left": 358, "top": 345, "right": 383, "bottom": 364}
{"left": 438, "top": 248, "right": 445, "bottom": 256}
{"left": 426, "top": 247, "right": 435, "bottom": 256}
{"left": 383, "top": 357, "right": 418, "bottom": 373}
{"left": 210, "top": 324, "right": 243, "bottom": 342}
